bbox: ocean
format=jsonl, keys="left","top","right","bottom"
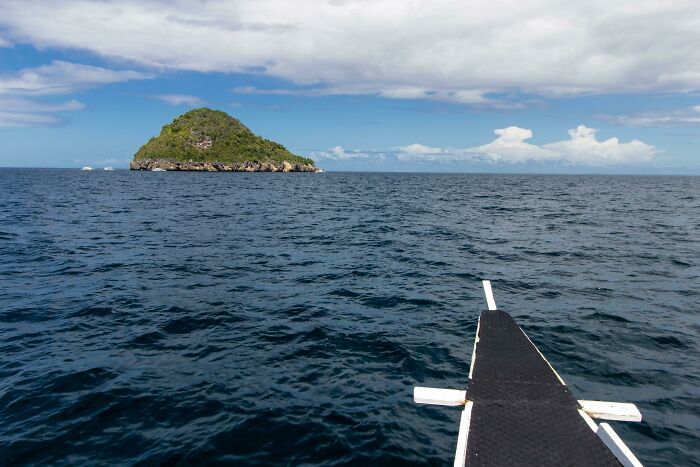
{"left": 0, "top": 169, "right": 698, "bottom": 465}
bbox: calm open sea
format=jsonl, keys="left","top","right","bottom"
{"left": 0, "top": 169, "right": 698, "bottom": 465}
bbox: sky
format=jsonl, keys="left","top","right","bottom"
{"left": 0, "top": 0, "right": 699, "bottom": 173}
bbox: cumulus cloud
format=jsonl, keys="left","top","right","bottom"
{"left": 1, "top": 1, "right": 699, "bottom": 106}
{"left": 151, "top": 94, "right": 204, "bottom": 106}
{"left": 470, "top": 125, "right": 657, "bottom": 165}
{"left": 0, "top": 37, "right": 12, "bottom": 47}
{"left": 327, "top": 126, "right": 657, "bottom": 166}
{"left": 601, "top": 105, "right": 700, "bottom": 127}
{"left": 469, "top": 127, "right": 559, "bottom": 162}
{"left": 0, "top": 98, "right": 85, "bottom": 127}
{"left": 542, "top": 125, "right": 656, "bottom": 165}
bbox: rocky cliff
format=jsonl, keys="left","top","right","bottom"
{"left": 130, "top": 159, "right": 320, "bottom": 172}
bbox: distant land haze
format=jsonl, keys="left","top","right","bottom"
{"left": 130, "top": 108, "right": 321, "bottom": 172}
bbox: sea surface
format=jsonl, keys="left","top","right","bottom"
{"left": 0, "top": 169, "right": 698, "bottom": 466}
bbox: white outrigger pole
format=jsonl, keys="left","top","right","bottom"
{"left": 414, "top": 280, "right": 644, "bottom": 467}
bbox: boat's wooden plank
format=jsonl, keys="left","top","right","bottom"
{"left": 597, "top": 423, "right": 644, "bottom": 467}
{"left": 481, "top": 280, "right": 497, "bottom": 311}
{"left": 413, "top": 388, "right": 642, "bottom": 425}
{"left": 453, "top": 402, "right": 473, "bottom": 467}
{"left": 468, "top": 313, "right": 481, "bottom": 380}
{"left": 414, "top": 387, "right": 467, "bottom": 406}
{"left": 579, "top": 400, "right": 642, "bottom": 422}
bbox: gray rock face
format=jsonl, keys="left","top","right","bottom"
{"left": 129, "top": 159, "right": 322, "bottom": 172}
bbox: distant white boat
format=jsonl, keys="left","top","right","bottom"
{"left": 81, "top": 166, "right": 93, "bottom": 171}
{"left": 152, "top": 168, "right": 167, "bottom": 172}
{"left": 104, "top": 167, "right": 114, "bottom": 171}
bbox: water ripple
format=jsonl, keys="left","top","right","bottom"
{"left": 0, "top": 170, "right": 698, "bottom": 465}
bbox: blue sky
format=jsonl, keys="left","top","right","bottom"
{"left": 0, "top": 1, "right": 699, "bottom": 173}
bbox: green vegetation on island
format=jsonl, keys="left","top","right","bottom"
{"left": 130, "top": 108, "right": 318, "bottom": 172}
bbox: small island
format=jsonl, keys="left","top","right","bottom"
{"left": 130, "top": 108, "right": 321, "bottom": 172}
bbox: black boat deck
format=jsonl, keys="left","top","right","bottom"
{"left": 462, "top": 309, "right": 621, "bottom": 466}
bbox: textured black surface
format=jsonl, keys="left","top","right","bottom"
{"left": 464, "top": 310, "right": 621, "bottom": 466}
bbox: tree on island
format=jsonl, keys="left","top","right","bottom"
{"left": 130, "top": 108, "right": 320, "bottom": 172}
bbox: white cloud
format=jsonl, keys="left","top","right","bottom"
{"left": 151, "top": 94, "right": 203, "bottom": 106}
{"left": 395, "top": 143, "right": 448, "bottom": 155}
{"left": 329, "top": 125, "right": 656, "bottom": 166}
{"left": 232, "top": 86, "right": 327, "bottom": 97}
{"left": 0, "top": 98, "right": 85, "bottom": 127}
{"left": 0, "top": 111, "right": 59, "bottom": 127}
{"left": 470, "top": 125, "right": 657, "bottom": 165}
{"left": 1, "top": 1, "right": 699, "bottom": 106}
{"left": 0, "top": 37, "right": 12, "bottom": 47}
{"left": 232, "top": 85, "right": 511, "bottom": 107}
{"left": 543, "top": 125, "right": 657, "bottom": 165}
{"left": 0, "top": 60, "right": 149, "bottom": 126}
{"left": 379, "top": 88, "right": 430, "bottom": 100}
{"left": 0, "top": 60, "right": 151, "bottom": 95}
{"left": 311, "top": 146, "right": 375, "bottom": 161}
{"left": 468, "top": 125, "right": 656, "bottom": 165}
{"left": 601, "top": 105, "right": 700, "bottom": 126}
{"left": 469, "top": 127, "right": 559, "bottom": 162}
{"left": 393, "top": 143, "right": 457, "bottom": 161}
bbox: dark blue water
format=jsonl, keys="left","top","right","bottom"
{"left": 0, "top": 169, "right": 698, "bottom": 465}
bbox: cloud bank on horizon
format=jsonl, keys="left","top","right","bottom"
{"left": 0, "top": 0, "right": 697, "bottom": 170}
{"left": 315, "top": 125, "right": 656, "bottom": 166}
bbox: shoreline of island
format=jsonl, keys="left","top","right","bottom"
{"left": 129, "top": 158, "right": 322, "bottom": 172}
{"left": 130, "top": 108, "right": 322, "bottom": 173}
